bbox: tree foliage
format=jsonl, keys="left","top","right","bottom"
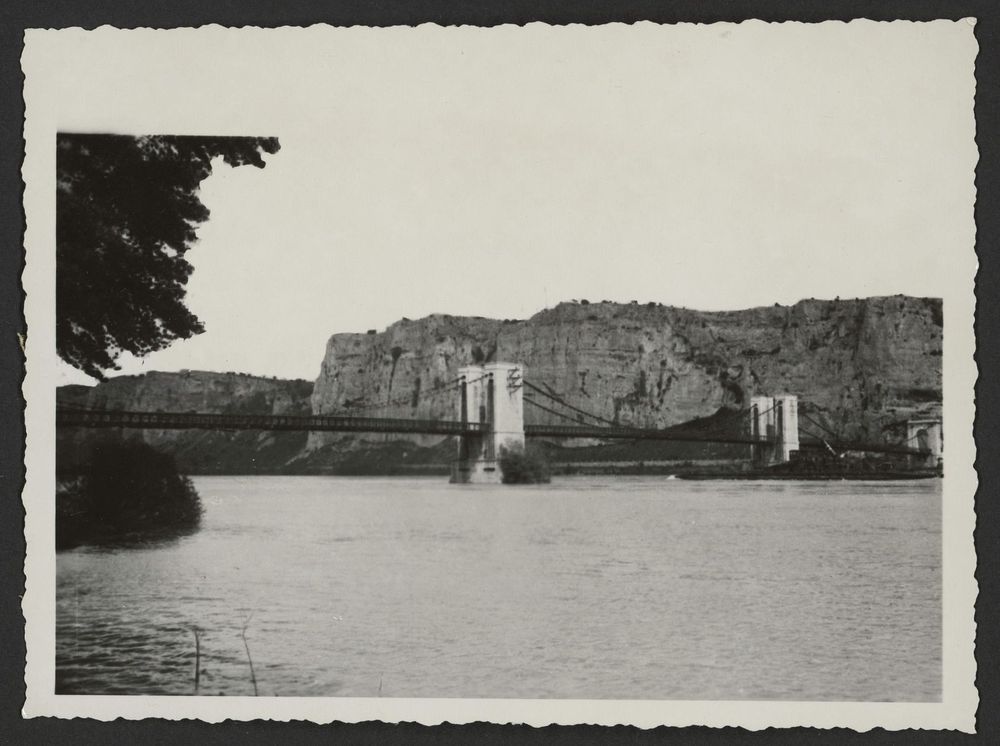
{"left": 57, "top": 134, "right": 280, "bottom": 379}
{"left": 56, "top": 439, "right": 202, "bottom": 549}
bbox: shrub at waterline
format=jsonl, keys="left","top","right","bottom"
{"left": 498, "top": 443, "right": 551, "bottom": 484}
{"left": 57, "top": 440, "right": 203, "bottom": 549}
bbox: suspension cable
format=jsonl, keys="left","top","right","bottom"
{"left": 685, "top": 406, "right": 755, "bottom": 437}
{"left": 660, "top": 406, "right": 762, "bottom": 440}
{"left": 799, "top": 427, "right": 831, "bottom": 442}
{"left": 526, "top": 378, "right": 764, "bottom": 437}
{"left": 522, "top": 380, "right": 619, "bottom": 426}
{"left": 524, "top": 396, "right": 600, "bottom": 426}
{"left": 800, "top": 411, "right": 840, "bottom": 439}
{"left": 339, "top": 378, "right": 463, "bottom": 413}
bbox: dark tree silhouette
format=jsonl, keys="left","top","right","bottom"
{"left": 56, "top": 134, "right": 280, "bottom": 379}
{"left": 56, "top": 439, "right": 203, "bottom": 549}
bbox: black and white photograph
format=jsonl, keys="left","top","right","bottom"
{"left": 21, "top": 21, "right": 978, "bottom": 729}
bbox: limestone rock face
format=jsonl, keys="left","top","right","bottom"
{"left": 309, "top": 296, "right": 942, "bottom": 449}
{"left": 73, "top": 370, "right": 311, "bottom": 416}
{"left": 309, "top": 315, "right": 508, "bottom": 448}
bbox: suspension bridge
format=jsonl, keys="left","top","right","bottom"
{"left": 57, "top": 361, "right": 940, "bottom": 483}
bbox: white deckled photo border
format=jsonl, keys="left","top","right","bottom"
{"left": 21, "top": 21, "right": 979, "bottom": 730}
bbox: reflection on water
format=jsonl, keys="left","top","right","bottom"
{"left": 64, "top": 523, "right": 202, "bottom": 553}
{"left": 56, "top": 476, "right": 941, "bottom": 700}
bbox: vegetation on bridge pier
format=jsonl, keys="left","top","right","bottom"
{"left": 499, "top": 444, "right": 551, "bottom": 484}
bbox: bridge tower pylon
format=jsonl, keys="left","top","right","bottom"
{"left": 750, "top": 394, "right": 800, "bottom": 467}
{"left": 450, "top": 362, "right": 525, "bottom": 484}
{"left": 906, "top": 417, "right": 943, "bottom": 468}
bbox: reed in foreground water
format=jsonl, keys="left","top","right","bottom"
{"left": 241, "top": 613, "right": 259, "bottom": 696}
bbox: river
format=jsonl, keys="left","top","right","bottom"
{"left": 56, "top": 475, "right": 941, "bottom": 700}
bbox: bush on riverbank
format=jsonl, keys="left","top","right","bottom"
{"left": 499, "top": 443, "right": 551, "bottom": 484}
{"left": 57, "top": 440, "right": 202, "bottom": 549}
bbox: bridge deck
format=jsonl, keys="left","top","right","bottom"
{"left": 55, "top": 409, "right": 930, "bottom": 456}
{"left": 56, "top": 409, "right": 486, "bottom": 436}
{"left": 524, "top": 425, "right": 928, "bottom": 456}
{"left": 796, "top": 438, "right": 930, "bottom": 457}
{"left": 523, "top": 423, "right": 761, "bottom": 446}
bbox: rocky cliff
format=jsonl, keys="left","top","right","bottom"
{"left": 309, "top": 296, "right": 942, "bottom": 452}
{"left": 57, "top": 371, "right": 313, "bottom": 474}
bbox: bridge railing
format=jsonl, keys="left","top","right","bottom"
{"left": 525, "top": 424, "right": 930, "bottom": 456}
{"left": 56, "top": 408, "right": 487, "bottom": 436}
{"left": 524, "top": 423, "right": 762, "bottom": 445}
{"left": 797, "top": 436, "right": 930, "bottom": 457}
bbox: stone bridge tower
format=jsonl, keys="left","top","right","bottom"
{"left": 749, "top": 394, "right": 800, "bottom": 467}
{"left": 451, "top": 362, "right": 525, "bottom": 484}
{"left": 906, "top": 417, "right": 943, "bottom": 468}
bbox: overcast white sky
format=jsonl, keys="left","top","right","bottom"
{"left": 34, "top": 22, "right": 976, "bottom": 384}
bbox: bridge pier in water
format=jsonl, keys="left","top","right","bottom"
{"left": 750, "top": 395, "right": 800, "bottom": 467}
{"left": 451, "top": 362, "right": 525, "bottom": 484}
